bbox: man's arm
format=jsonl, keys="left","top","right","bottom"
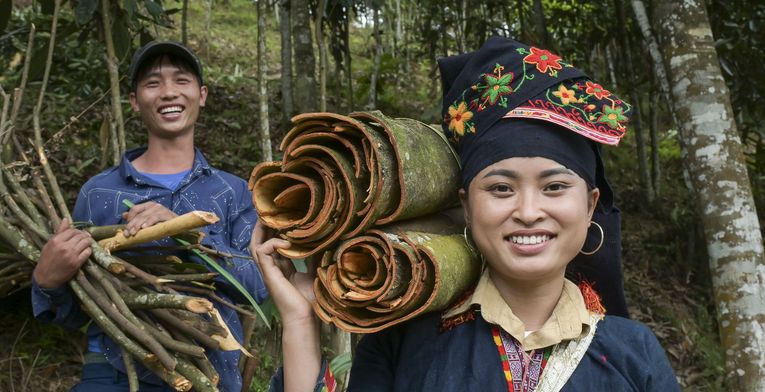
{"left": 31, "top": 192, "right": 92, "bottom": 329}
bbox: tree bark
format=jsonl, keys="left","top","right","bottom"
{"left": 257, "top": 0, "right": 273, "bottom": 160}
{"left": 315, "top": 0, "right": 327, "bottom": 112}
{"left": 532, "top": 0, "right": 550, "bottom": 48}
{"left": 278, "top": 0, "right": 293, "bottom": 129}
{"left": 292, "top": 0, "right": 317, "bottom": 113}
{"left": 655, "top": 1, "right": 765, "bottom": 388}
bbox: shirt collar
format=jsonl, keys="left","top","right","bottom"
{"left": 444, "top": 269, "right": 593, "bottom": 350}
{"left": 119, "top": 146, "right": 212, "bottom": 185}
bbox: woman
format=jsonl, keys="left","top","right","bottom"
{"left": 253, "top": 37, "right": 679, "bottom": 391}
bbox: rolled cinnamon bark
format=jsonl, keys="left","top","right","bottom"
{"left": 250, "top": 111, "right": 461, "bottom": 259}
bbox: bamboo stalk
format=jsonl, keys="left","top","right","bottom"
{"left": 98, "top": 211, "right": 219, "bottom": 252}
{"left": 76, "top": 272, "right": 178, "bottom": 370}
{"left": 122, "top": 291, "right": 214, "bottom": 313}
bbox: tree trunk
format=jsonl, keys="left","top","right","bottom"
{"left": 655, "top": 0, "right": 765, "bottom": 389}
{"left": 367, "top": 6, "right": 381, "bottom": 109}
{"left": 257, "top": 0, "right": 272, "bottom": 160}
{"left": 615, "top": 0, "right": 654, "bottom": 203}
{"left": 100, "top": 0, "right": 126, "bottom": 158}
{"left": 315, "top": 0, "right": 327, "bottom": 112}
{"left": 181, "top": 0, "right": 189, "bottom": 45}
{"left": 344, "top": 14, "right": 353, "bottom": 111}
{"left": 532, "top": 0, "right": 550, "bottom": 48}
{"left": 278, "top": 0, "right": 293, "bottom": 129}
{"left": 292, "top": 0, "right": 317, "bottom": 113}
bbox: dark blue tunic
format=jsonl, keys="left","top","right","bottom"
{"left": 343, "top": 311, "right": 679, "bottom": 391}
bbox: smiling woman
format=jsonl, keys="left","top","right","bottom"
{"left": 255, "top": 36, "right": 680, "bottom": 392}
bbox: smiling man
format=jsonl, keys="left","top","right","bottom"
{"left": 31, "top": 41, "right": 267, "bottom": 391}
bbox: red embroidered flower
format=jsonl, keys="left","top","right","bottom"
{"left": 523, "top": 47, "right": 563, "bottom": 74}
{"left": 585, "top": 81, "right": 611, "bottom": 100}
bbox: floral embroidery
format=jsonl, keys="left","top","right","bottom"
{"left": 447, "top": 101, "right": 475, "bottom": 137}
{"left": 552, "top": 84, "right": 577, "bottom": 105}
{"left": 585, "top": 81, "right": 611, "bottom": 100}
{"left": 522, "top": 46, "right": 563, "bottom": 76}
{"left": 473, "top": 64, "right": 514, "bottom": 109}
{"left": 597, "top": 105, "right": 627, "bottom": 128}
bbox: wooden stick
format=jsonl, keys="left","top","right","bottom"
{"left": 121, "top": 349, "right": 139, "bottom": 392}
{"left": 75, "top": 272, "right": 177, "bottom": 370}
{"left": 89, "top": 241, "right": 126, "bottom": 274}
{"left": 84, "top": 224, "right": 124, "bottom": 240}
{"left": 175, "top": 355, "right": 217, "bottom": 392}
{"left": 166, "top": 284, "right": 259, "bottom": 319}
{"left": 31, "top": 0, "right": 71, "bottom": 222}
{"left": 99, "top": 211, "right": 219, "bottom": 252}
{"left": 122, "top": 291, "right": 214, "bottom": 313}
{"left": 158, "top": 273, "right": 219, "bottom": 282}
{"left": 6, "top": 25, "right": 35, "bottom": 142}
{"left": 67, "top": 280, "right": 192, "bottom": 391}
{"left": 149, "top": 309, "right": 221, "bottom": 351}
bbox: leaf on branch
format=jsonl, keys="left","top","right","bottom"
{"left": 112, "top": 14, "right": 131, "bottom": 60}
{"left": 75, "top": 0, "right": 99, "bottom": 26}
{"left": 143, "top": 0, "right": 164, "bottom": 21}
{"left": 123, "top": 0, "right": 138, "bottom": 18}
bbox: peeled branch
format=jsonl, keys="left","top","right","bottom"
{"left": 98, "top": 211, "right": 219, "bottom": 252}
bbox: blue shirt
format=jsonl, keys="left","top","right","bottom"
{"left": 141, "top": 169, "right": 191, "bottom": 191}
{"left": 31, "top": 147, "right": 268, "bottom": 391}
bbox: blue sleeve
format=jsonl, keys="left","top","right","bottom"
{"left": 642, "top": 327, "right": 681, "bottom": 391}
{"left": 200, "top": 179, "right": 268, "bottom": 304}
{"left": 30, "top": 189, "right": 90, "bottom": 329}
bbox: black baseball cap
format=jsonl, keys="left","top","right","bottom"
{"left": 128, "top": 41, "right": 204, "bottom": 88}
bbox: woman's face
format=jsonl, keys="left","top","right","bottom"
{"left": 461, "top": 157, "right": 599, "bottom": 284}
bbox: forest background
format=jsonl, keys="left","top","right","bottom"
{"left": 0, "top": 0, "right": 763, "bottom": 391}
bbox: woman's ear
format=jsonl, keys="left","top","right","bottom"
{"left": 459, "top": 188, "right": 470, "bottom": 227}
{"left": 587, "top": 187, "right": 600, "bottom": 220}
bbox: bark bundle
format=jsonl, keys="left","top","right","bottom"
{"left": 249, "top": 110, "right": 461, "bottom": 259}
{"left": 312, "top": 211, "right": 482, "bottom": 333}
{"left": 251, "top": 111, "right": 482, "bottom": 332}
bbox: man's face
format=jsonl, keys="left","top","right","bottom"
{"left": 129, "top": 56, "right": 207, "bottom": 138}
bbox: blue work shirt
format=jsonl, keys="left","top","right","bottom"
{"left": 31, "top": 147, "right": 268, "bottom": 391}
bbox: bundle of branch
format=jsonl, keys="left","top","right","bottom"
{"left": 249, "top": 110, "right": 461, "bottom": 258}
{"left": 0, "top": 5, "right": 254, "bottom": 389}
{"left": 312, "top": 210, "right": 482, "bottom": 333}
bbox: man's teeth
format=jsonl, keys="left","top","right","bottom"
{"left": 510, "top": 235, "right": 550, "bottom": 245}
{"left": 159, "top": 106, "right": 183, "bottom": 114}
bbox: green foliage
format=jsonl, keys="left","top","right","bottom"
{"left": 0, "top": 0, "right": 11, "bottom": 33}
{"left": 74, "top": 0, "right": 98, "bottom": 26}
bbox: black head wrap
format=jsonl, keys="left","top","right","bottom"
{"left": 438, "top": 36, "right": 631, "bottom": 317}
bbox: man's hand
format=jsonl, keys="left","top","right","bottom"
{"left": 122, "top": 201, "right": 177, "bottom": 236}
{"left": 33, "top": 219, "right": 92, "bottom": 289}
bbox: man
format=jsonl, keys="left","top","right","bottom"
{"left": 31, "top": 41, "right": 267, "bottom": 391}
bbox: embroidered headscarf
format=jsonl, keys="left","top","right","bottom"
{"left": 438, "top": 37, "right": 631, "bottom": 317}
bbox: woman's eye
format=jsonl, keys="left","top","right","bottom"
{"left": 544, "top": 183, "right": 569, "bottom": 192}
{"left": 490, "top": 184, "right": 513, "bottom": 194}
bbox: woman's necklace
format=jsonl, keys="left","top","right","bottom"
{"left": 492, "top": 326, "right": 553, "bottom": 392}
